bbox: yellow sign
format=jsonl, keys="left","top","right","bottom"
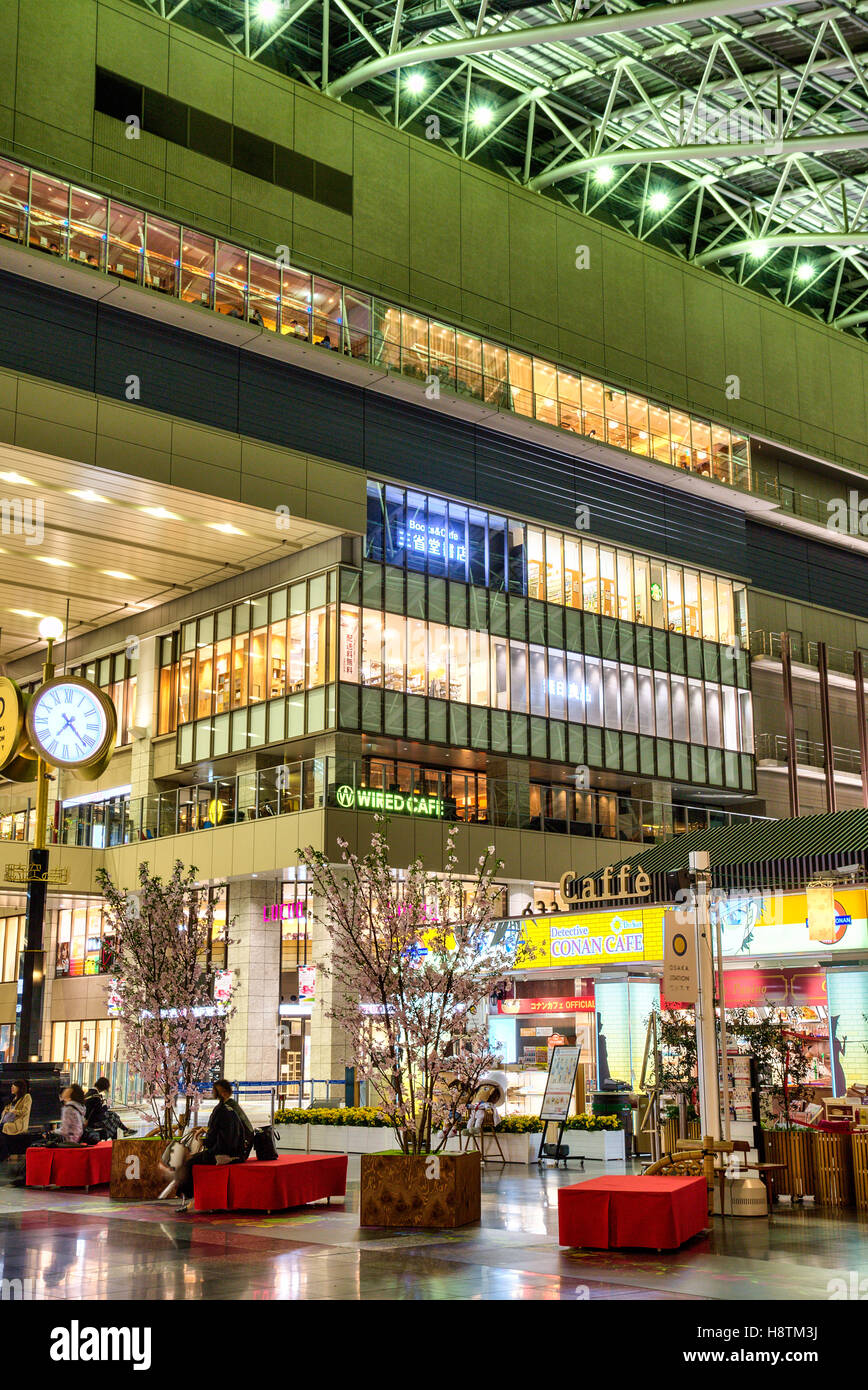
{"left": 0, "top": 677, "right": 29, "bottom": 771}
{"left": 518, "top": 886, "right": 868, "bottom": 972}
{"left": 519, "top": 906, "right": 664, "bottom": 971}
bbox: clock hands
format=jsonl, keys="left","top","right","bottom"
{"left": 60, "top": 713, "right": 87, "bottom": 751}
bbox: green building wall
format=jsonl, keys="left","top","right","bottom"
{"left": 2, "top": 0, "right": 868, "bottom": 479}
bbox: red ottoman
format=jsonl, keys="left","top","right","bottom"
{"left": 26, "top": 1141, "right": 113, "bottom": 1190}
{"left": 193, "top": 1153, "right": 348, "bottom": 1213}
{"left": 558, "top": 1175, "right": 708, "bottom": 1250}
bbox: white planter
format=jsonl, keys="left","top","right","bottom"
{"left": 308, "top": 1127, "right": 348, "bottom": 1154}
{"left": 276, "top": 1124, "right": 309, "bottom": 1153}
{"left": 346, "top": 1127, "right": 393, "bottom": 1154}
{"left": 493, "top": 1133, "right": 541, "bottom": 1164}
{"left": 567, "top": 1129, "right": 625, "bottom": 1162}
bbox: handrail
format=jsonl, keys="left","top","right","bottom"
{"left": 0, "top": 753, "right": 771, "bottom": 851}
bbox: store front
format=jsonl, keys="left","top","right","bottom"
{"left": 488, "top": 875, "right": 868, "bottom": 1113}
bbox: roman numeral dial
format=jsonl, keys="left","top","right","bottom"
{"left": 26, "top": 678, "right": 115, "bottom": 770}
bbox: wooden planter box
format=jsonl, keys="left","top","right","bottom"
{"left": 851, "top": 1132, "right": 868, "bottom": 1211}
{"left": 763, "top": 1128, "right": 815, "bottom": 1199}
{"left": 360, "top": 1151, "right": 481, "bottom": 1228}
{"left": 813, "top": 1131, "right": 854, "bottom": 1207}
{"left": 109, "top": 1137, "right": 167, "bottom": 1201}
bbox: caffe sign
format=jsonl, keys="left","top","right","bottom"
{"left": 560, "top": 864, "right": 652, "bottom": 906}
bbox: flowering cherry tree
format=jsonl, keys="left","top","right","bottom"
{"left": 298, "top": 821, "right": 532, "bottom": 1155}
{"left": 96, "top": 860, "right": 236, "bottom": 1140}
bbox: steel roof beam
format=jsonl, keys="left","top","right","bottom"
{"left": 326, "top": 0, "right": 773, "bottom": 97}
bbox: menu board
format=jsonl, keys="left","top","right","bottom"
{"left": 539, "top": 1044, "right": 582, "bottom": 1122}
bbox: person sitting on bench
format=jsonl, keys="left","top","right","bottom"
{"left": 172, "top": 1079, "right": 249, "bottom": 1213}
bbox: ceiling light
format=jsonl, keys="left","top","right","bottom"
{"left": 472, "top": 105, "right": 494, "bottom": 127}
{"left": 647, "top": 190, "right": 669, "bottom": 213}
{"left": 256, "top": 0, "right": 281, "bottom": 21}
{"left": 0, "top": 472, "right": 33, "bottom": 486}
{"left": 70, "top": 488, "right": 109, "bottom": 503}
{"left": 595, "top": 165, "right": 615, "bottom": 185}
{"left": 103, "top": 569, "right": 134, "bottom": 580}
{"left": 747, "top": 239, "right": 768, "bottom": 259}
{"left": 37, "top": 556, "right": 72, "bottom": 568}
{"left": 142, "top": 506, "right": 179, "bottom": 520}
{"left": 209, "top": 522, "right": 245, "bottom": 536}
{"left": 405, "top": 70, "right": 426, "bottom": 95}
{"left": 796, "top": 261, "right": 815, "bottom": 282}
{"left": 11, "top": 609, "right": 41, "bottom": 619}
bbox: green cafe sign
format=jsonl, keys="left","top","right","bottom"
{"left": 335, "top": 785, "right": 443, "bottom": 818}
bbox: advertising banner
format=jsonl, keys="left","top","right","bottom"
{"left": 496, "top": 996, "right": 594, "bottom": 1016}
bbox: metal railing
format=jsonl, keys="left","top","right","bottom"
{"left": 63, "top": 1060, "right": 143, "bottom": 1108}
{"left": 750, "top": 629, "right": 867, "bottom": 677}
{"left": 755, "top": 731, "right": 863, "bottom": 775}
{"left": 1, "top": 755, "right": 770, "bottom": 851}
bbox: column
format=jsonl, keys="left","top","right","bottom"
{"left": 308, "top": 883, "right": 352, "bottom": 1090}
{"left": 223, "top": 877, "right": 281, "bottom": 1083}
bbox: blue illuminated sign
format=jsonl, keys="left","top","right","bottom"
{"left": 396, "top": 518, "right": 467, "bottom": 563}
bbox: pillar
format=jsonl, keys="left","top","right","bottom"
{"left": 223, "top": 877, "right": 281, "bottom": 1083}
{"left": 308, "top": 883, "right": 352, "bottom": 1088}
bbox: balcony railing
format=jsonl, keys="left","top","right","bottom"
{"left": 0, "top": 153, "right": 751, "bottom": 493}
{"left": 750, "top": 629, "right": 867, "bottom": 678}
{"left": 755, "top": 732, "right": 863, "bottom": 776}
{"left": 0, "top": 756, "right": 770, "bottom": 851}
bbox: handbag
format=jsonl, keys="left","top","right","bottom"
{"left": 252, "top": 1126, "right": 279, "bottom": 1161}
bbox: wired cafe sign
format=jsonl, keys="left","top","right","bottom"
{"left": 335, "top": 784, "right": 443, "bottom": 818}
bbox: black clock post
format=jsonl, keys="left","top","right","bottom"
{"left": 2, "top": 633, "right": 67, "bottom": 1123}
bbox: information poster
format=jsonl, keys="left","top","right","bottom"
{"left": 539, "top": 1044, "right": 581, "bottom": 1122}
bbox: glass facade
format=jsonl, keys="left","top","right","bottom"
{"left": 171, "top": 572, "right": 339, "bottom": 764}
{"left": 53, "top": 888, "right": 228, "bottom": 979}
{"left": 24, "top": 646, "right": 138, "bottom": 747}
{"left": 0, "top": 155, "right": 750, "bottom": 493}
{"left": 366, "top": 482, "right": 748, "bottom": 647}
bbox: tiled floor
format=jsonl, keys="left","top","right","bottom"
{"left": 0, "top": 1157, "right": 864, "bottom": 1301}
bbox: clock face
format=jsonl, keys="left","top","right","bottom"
{"left": 27, "top": 679, "right": 112, "bottom": 768}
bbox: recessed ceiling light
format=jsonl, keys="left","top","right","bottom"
{"left": 209, "top": 522, "right": 245, "bottom": 535}
{"left": 11, "top": 609, "right": 41, "bottom": 618}
{"left": 0, "top": 472, "right": 33, "bottom": 486}
{"left": 70, "top": 489, "right": 110, "bottom": 503}
{"left": 142, "top": 506, "right": 179, "bottom": 520}
{"left": 37, "top": 556, "right": 72, "bottom": 568}
{"left": 103, "top": 569, "right": 134, "bottom": 580}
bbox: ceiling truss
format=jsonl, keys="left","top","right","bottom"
{"left": 138, "top": 0, "right": 868, "bottom": 333}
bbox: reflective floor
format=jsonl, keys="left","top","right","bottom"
{"left": 1, "top": 1158, "right": 864, "bottom": 1301}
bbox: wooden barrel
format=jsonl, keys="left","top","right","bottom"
{"left": 764, "top": 1128, "right": 815, "bottom": 1198}
{"left": 812, "top": 1131, "right": 853, "bottom": 1207}
{"left": 851, "top": 1133, "right": 868, "bottom": 1211}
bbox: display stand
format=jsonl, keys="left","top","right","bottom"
{"left": 535, "top": 1045, "right": 586, "bottom": 1169}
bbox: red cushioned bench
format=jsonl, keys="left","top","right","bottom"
{"left": 26, "top": 1141, "right": 113, "bottom": 1191}
{"left": 558, "top": 1175, "right": 708, "bottom": 1250}
{"left": 193, "top": 1153, "right": 348, "bottom": 1213}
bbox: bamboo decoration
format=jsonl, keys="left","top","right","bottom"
{"left": 813, "top": 1131, "right": 853, "bottom": 1207}
{"left": 851, "top": 1133, "right": 868, "bottom": 1211}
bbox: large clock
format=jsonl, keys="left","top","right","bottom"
{"left": 26, "top": 676, "right": 116, "bottom": 771}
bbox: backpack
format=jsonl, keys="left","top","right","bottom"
{"left": 252, "top": 1126, "right": 279, "bottom": 1161}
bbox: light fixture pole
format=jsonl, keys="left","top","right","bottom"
{"left": 14, "top": 622, "right": 60, "bottom": 1065}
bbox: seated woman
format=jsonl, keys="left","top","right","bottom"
{"left": 0, "top": 1079, "right": 33, "bottom": 1161}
